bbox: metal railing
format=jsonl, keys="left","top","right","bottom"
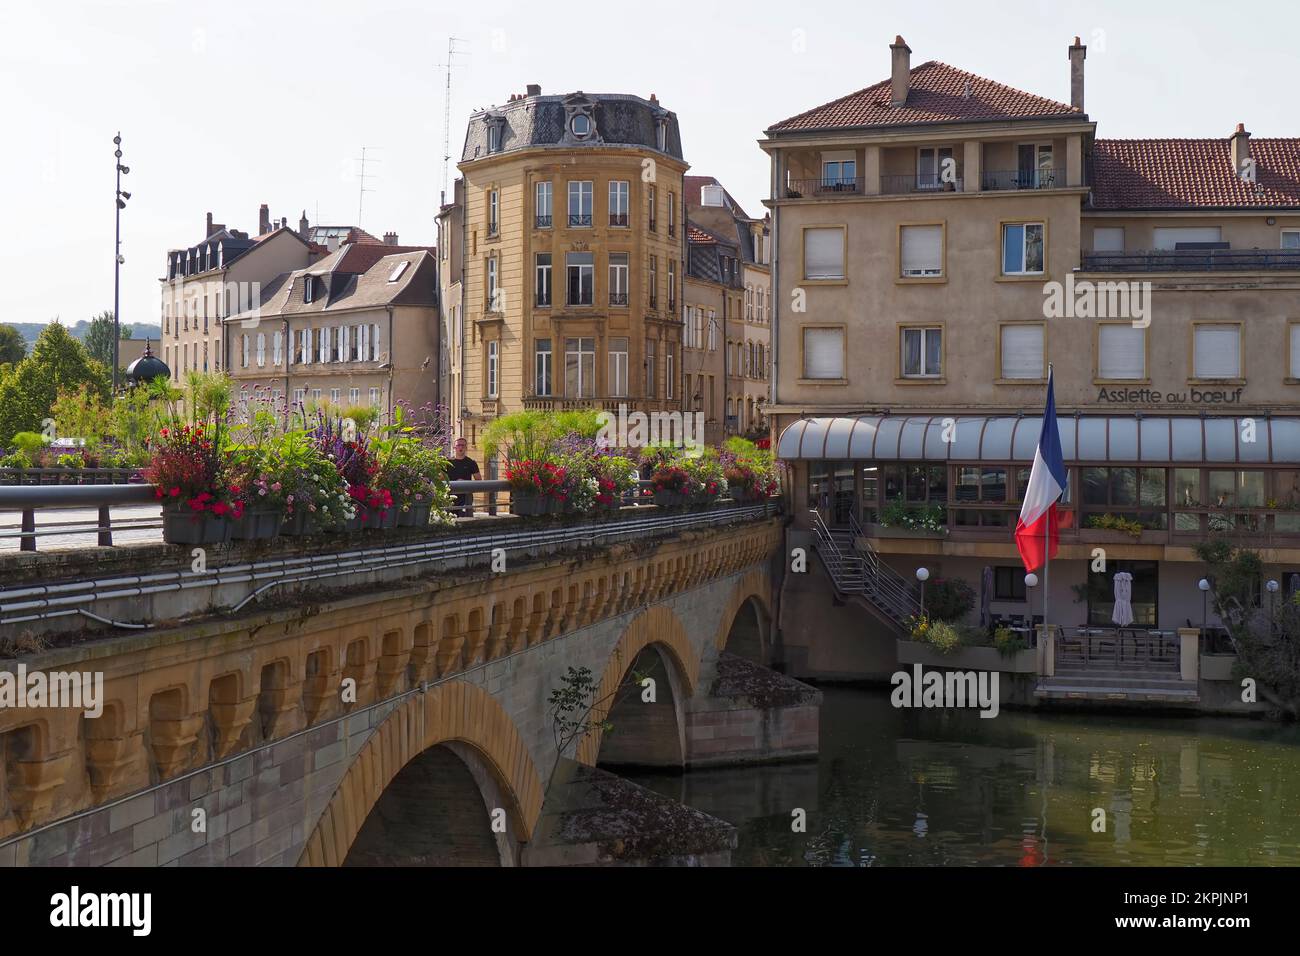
{"left": 534, "top": 214, "right": 552, "bottom": 229}
{"left": 981, "top": 168, "right": 1060, "bottom": 191}
{"left": 784, "top": 177, "right": 866, "bottom": 198}
{"left": 1055, "top": 628, "right": 1181, "bottom": 671}
{"left": 609, "top": 213, "right": 628, "bottom": 227}
{"left": 878, "top": 174, "right": 963, "bottom": 195}
{"left": 1082, "top": 248, "right": 1300, "bottom": 272}
{"left": 810, "top": 510, "right": 920, "bottom": 627}
{"left": 568, "top": 213, "right": 592, "bottom": 227}
{"left": 0, "top": 467, "right": 141, "bottom": 486}
{"left": 609, "top": 292, "right": 628, "bottom": 306}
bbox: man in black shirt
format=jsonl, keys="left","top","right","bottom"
{"left": 447, "top": 437, "right": 481, "bottom": 516}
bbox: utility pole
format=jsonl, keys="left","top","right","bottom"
{"left": 112, "top": 133, "right": 130, "bottom": 391}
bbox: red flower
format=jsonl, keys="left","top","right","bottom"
{"left": 211, "top": 502, "right": 229, "bottom": 517}
{"left": 169, "top": 487, "right": 181, "bottom": 497}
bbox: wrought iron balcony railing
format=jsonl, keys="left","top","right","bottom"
{"left": 609, "top": 292, "right": 628, "bottom": 306}
{"left": 534, "top": 214, "right": 552, "bottom": 229}
{"left": 568, "top": 213, "right": 592, "bottom": 227}
{"left": 609, "top": 213, "right": 628, "bottom": 227}
{"left": 784, "top": 177, "right": 867, "bottom": 198}
{"left": 981, "top": 168, "right": 1061, "bottom": 191}
{"left": 878, "top": 174, "right": 964, "bottom": 195}
{"left": 1082, "top": 248, "right": 1300, "bottom": 272}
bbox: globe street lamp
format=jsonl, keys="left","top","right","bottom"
{"left": 1267, "top": 579, "right": 1280, "bottom": 628}
{"left": 916, "top": 567, "right": 930, "bottom": 617}
{"left": 1198, "top": 577, "right": 1211, "bottom": 629}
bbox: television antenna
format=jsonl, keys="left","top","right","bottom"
{"left": 355, "top": 146, "right": 383, "bottom": 227}
{"left": 438, "top": 37, "right": 469, "bottom": 202}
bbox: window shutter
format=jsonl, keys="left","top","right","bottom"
{"left": 1194, "top": 326, "right": 1240, "bottom": 379}
{"left": 1099, "top": 326, "right": 1145, "bottom": 380}
{"left": 901, "top": 225, "right": 942, "bottom": 276}
{"left": 804, "top": 228, "right": 844, "bottom": 279}
{"left": 1000, "top": 325, "right": 1044, "bottom": 379}
{"left": 803, "top": 328, "right": 844, "bottom": 379}
{"left": 1153, "top": 227, "right": 1222, "bottom": 250}
{"left": 1092, "top": 227, "right": 1124, "bottom": 252}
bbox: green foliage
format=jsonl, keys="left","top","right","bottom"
{"left": 0, "top": 325, "right": 26, "bottom": 366}
{"left": 10, "top": 432, "right": 49, "bottom": 455}
{"left": 0, "top": 323, "right": 109, "bottom": 445}
{"left": 993, "top": 626, "right": 1030, "bottom": 656}
{"left": 482, "top": 409, "right": 602, "bottom": 467}
{"left": 1085, "top": 512, "right": 1145, "bottom": 538}
{"left": 924, "top": 620, "right": 962, "bottom": 655}
{"left": 50, "top": 385, "right": 113, "bottom": 452}
{"left": 925, "top": 577, "right": 976, "bottom": 623}
{"left": 82, "top": 311, "right": 118, "bottom": 368}
{"left": 0, "top": 451, "right": 31, "bottom": 469}
{"left": 879, "top": 499, "right": 946, "bottom": 532}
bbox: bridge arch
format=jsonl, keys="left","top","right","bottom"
{"left": 299, "top": 680, "right": 543, "bottom": 867}
{"left": 577, "top": 606, "right": 697, "bottom": 768}
{"left": 713, "top": 568, "right": 774, "bottom": 664}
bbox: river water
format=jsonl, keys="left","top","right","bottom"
{"left": 627, "top": 687, "right": 1300, "bottom": 866}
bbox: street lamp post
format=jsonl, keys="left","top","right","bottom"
{"left": 1267, "top": 579, "right": 1279, "bottom": 632}
{"left": 916, "top": 567, "right": 930, "bottom": 617}
{"left": 112, "top": 133, "right": 130, "bottom": 392}
{"left": 1198, "top": 577, "right": 1211, "bottom": 628}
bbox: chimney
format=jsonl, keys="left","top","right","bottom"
{"left": 890, "top": 35, "right": 911, "bottom": 107}
{"left": 280, "top": 216, "right": 287, "bottom": 229}
{"left": 526, "top": 83, "right": 541, "bottom": 96}
{"left": 327, "top": 235, "right": 340, "bottom": 252}
{"left": 298, "top": 210, "right": 309, "bottom": 238}
{"left": 383, "top": 231, "right": 398, "bottom": 245}
{"left": 1230, "top": 123, "right": 1251, "bottom": 178}
{"left": 258, "top": 203, "right": 270, "bottom": 235}
{"left": 1069, "top": 36, "right": 1087, "bottom": 112}
{"left": 205, "top": 211, "right": 214, "bottom": 236}
{"left": 649, "top": 93, "right": 658, "bottom": 105}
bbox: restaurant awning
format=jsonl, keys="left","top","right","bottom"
{"left": 776, "top": 415, "right": 1300, "bottom": 464}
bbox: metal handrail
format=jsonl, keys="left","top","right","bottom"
{"left": 812, "top": 510, "right": 919, "bottom": 624}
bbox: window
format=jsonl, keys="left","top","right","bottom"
{"left": 1002, "top": 222, "right": 1044, "bottom": 275}
{"left": 645, "top": 339, "right": 656, "bottom": 397}
{"left": 1193, "top": 324, "right": 1241, "bottom": 380}
{"left": 665, "top": 348, "right": 673, "bottom": 399}
{"left": 609, "top": 181, "right": 629, "bottom": 226}
{"left": 564, "top": 337, "right": 595, "bottom": 397}
{"left": 901, "top": 327, "right": 942, "bottom": 378}
{"left": 1092, "top": 227, "right": 1125, "bottom": 253}
{"left": 487, "top": 257, "right": 500, "bottom": 311}
{"left": 330, "top": 388, "right": 341, "bottom": 405}
{"left": 348, "top": 325, "right": 360, "bottom": 362}
{"left": 317, "top": 327, "right": 329, "bottom": 363}
{"left": 487, "top": 189, "right": 499, "bottom": 235}
{"left": 822, "top": 151, "right": 857, "bottom": 188}
{"left": 647, "top": 185, "right": 657, "bottom": 231}
{"left": 994, "top": 566, "right": 1028, "bottom": 601}
{"left": 349, "top": 387, "right": 360, "bottom": 404}
{"left": 1153, "top": 227, "right": 1221, "bottom": 250}
{"left": 369, "top": 387, "right": 380, "bottom": 406}
{"left": 1017, "top": 144, "right": 1055, "bottom": 188}
{"left": 608, "top": 337, "right": 628, "bottom": 397}
{"left": 566, "top": 252, "right": 594, "bottom": 305}
{"left": 241, "top": 334, "right": 249, "bottom": 368}
{"left": 272, "top": 331, "right": 283, "bottom": 366}
{"left": 1283, "top": 230, "right": 1300, "bottom": 250}
{"left": 1000, "top": 324, "right": 1045, "bottom": 380}
{"left": 667, "top": 260, "right": 676, "bottom": 310}
{"left": 535, "top": 181, "right": 552, "bottom": 228}
{"left": 1081, "top": 467, "right": 1167, "bottom": 531}
{"left": 256, "top": 333, "right": 265, "bottom": 367}
{"left": 1098, "top": 324, "right": 1145, "bottom": 380}
{"left": 900, "top": 224, "right": 943, "bottom": 277}
{"left": 535, "top": 338, "right": 553, "bottom": 395}
{"left": 648, "top": 255, "right": 658, "bottom": 308}
{"left": 486, "top": 340, "right": 498, "bottom": 398}
{"left": 388, "top": 260, "right": 409, "bottom": 283}
{"left": 303, "top": 276, "right": 314, "bottom": 303}
{"left": 609, "top": 253, "right": 629, "bottom": 305}
{"left": 1291, "top": 325, "right": 1300, "bottom": 379}
{"left": 358, "top": 325, "right": 370, "bottom": 361}
{"left": 487, "top": 123, "right": 500, "bottom": 153}
{"left": 370, "top": 323, "right": 380, "bottom": 361}
{"left": 708, "top": 311, "right": 717, "bottom": 350}
{"left": 312, "top": 388, "right": 321, "bottom": 402}
{"left": 803, "top": 227, "right": 845, "bottom": 280}
{"left": 803, "top": 327, "right": 844, "bottom": 380}
{"left": 340, "top": 325, "right": 350, "bottom": 362}
{"left": 917, "top": 146, "right": 954, "bottom": 189}
{"left": 293, "top": 388, "right": 306, "bottom": 407}
{"left": 570, "top": 113, "right": 591, "bottom": 137}
{"left": 535, "top": 254, "right": 552, "bottom": 306}
{"left": 567, "top": 181, "right": 593, "bottom": 226}
{"left": 299, "top": 329, "right": 310, "bottom": 364}
{"left": 1087, "top": 560, "right": 1158, "bottom": 627}
{"left": 333, "top": 326, "right": 344, "bottom": 363}
{"left": 667, "top": 191, "right": 675, "bottom": 236}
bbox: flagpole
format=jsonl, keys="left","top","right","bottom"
{"left": 1043, "top": 364, "right": 1052, "bottom": 635}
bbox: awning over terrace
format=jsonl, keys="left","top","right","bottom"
{"left": 776, "top": 415, "right": 1300, "bottom": 464}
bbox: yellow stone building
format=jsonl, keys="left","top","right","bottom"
{"left": 437, "top": 86, "right": 689, "bottom": 460}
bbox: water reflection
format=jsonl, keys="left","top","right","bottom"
{"left": 625, "top": 687, "right": 1300, "bottom": 866}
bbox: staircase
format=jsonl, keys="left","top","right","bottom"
{"left": 809, "top": 510, "right": 920, "bottom": 631}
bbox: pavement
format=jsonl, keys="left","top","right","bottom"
{"left": 0, "top": 503, "right": 164, "bottom": 552}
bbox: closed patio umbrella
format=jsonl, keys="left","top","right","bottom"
{"left": 979, "top": 566, "right": 993, "bottom": 629}
{"left": 1111, "top": 571, "right": 1134, "bottom": 627}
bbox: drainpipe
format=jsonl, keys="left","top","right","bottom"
{"left": 387, "top": 305, "right": 395, "bottom": 421}
{"left": 282, "top": 316, "right": 291, "bottom": 427}
{"left": 769, "top": 147, "right": 780, "bottom": 409}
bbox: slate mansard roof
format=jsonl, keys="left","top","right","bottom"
{"left": 461, "top": 91, "right": 684, "bottom": 163}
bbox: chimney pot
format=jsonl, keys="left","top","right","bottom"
{"left": 383, "top": 231, "right": 399, "bottom": 245}
{"left": 1068, "top": 37, "right": 1087, "bottom": 112}
{"left": 890, "top": 36, "right": 912, "bottom": 107}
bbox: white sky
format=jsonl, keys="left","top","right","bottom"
{"left": 3, "top": 0, "right": 1297, "bottom": 333}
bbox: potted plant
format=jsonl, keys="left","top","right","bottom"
{"left": 685, "top": 453, "right": 727, "bottom": 506}
{"left": 506, "top": 459, "right": 567, "bottom": 515}
{"left": 650, "top": 462, "right": 692, "bottom": 508}
{"left": 592, "top": 453, "right": 638, "bottom": 509}
{"left": 311, "top": 416, "right": 383, "bottom": 531}
{"left": 145, "top": 423, "right": 242, "bottom": 545}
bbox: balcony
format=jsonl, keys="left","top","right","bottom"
{"left": 568, "top": 213, "right": 592, "bottom": 227}
{"left": 535, "top": 214, "right": 552, "bottom": 229}
{"left": 523, "top": 396, "right": 680, "bottom": 413}
{"left": 878, "top": 174, "right": 964, "bottom": 196}
{"left": 784, "top": 177, "right": 867, "bottom": 198}
{"left": 535, "top": 293, "right": 552, "bottom": 308}
{"left": 609, "top": 292, "right": 628, "bottom": 306}
{"left": 981, "top": 168, "right": 1061, "bottom": 191}
{"left": 1082, "top": 248, "right": 1300, "bottom": 273}
{"left": 609, "top": 213, "right": 628, "bottom": 227}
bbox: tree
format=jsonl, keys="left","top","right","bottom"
{"left": 0, "top": 325, "right": 26, "bottom": 366}
{"left": 83, "top": 311, "right": 117, "bottom": 367}
{"left": 0, "top": 323, "right": 109, "bottom": 445}
{"left": 120, "top": 326, "right": 133, "bottom": 340}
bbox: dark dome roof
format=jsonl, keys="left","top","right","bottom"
{"left": 126, "top": 341, "right": 169, "bottom": 384}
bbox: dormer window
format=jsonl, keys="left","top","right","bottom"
{"left": 570, "top": 113, "right": 591, "bottom": 138}
{"left": 487, "top": 124, "right": 500, "bottom": 153}
{"left": 303, "top": 276, "right": 315, "bottom": 304}
{"left": 656, "top": 119, "right": 667, "bottom": 152}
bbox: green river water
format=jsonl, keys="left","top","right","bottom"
{"left": 626, "top": 686, "right": 1300, "bottom": 866}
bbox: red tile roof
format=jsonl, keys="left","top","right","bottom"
{"left": 1092, "top": 138, "right": 1300, "bottom": 209}
{"left": 687, "top": 225, "right": 717, "bottom": 244}
{"left": 324, "top": 242, "right": 438, "bottom": 275}
{"left": 767, "top": 61, "right": 1079, "bottom": 133}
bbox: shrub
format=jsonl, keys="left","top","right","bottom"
{"left": 925, "top": 577, "right": 976, "bottom": 623}
{"left": 506, "top": 460, "right": 568, "bottom": 500}
{"left": 924, "top": 621, "right": 961, "bottom": 655}
{"left": 994, "top": 626, "right": 1030, "bottom": 657}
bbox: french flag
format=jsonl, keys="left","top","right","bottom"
{"left": 1014, "top": 368, "right": 1067, "bottom": 572}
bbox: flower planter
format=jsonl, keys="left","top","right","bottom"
{"left": 232, "top": 508, "right": 282, "bottom": 541}
{"left": 510, "top": 494, "right": 557, "bottom": 517}
{"left": 162, "top": 509, "right": 234, "bottom": 546}
{"left": 691, "top": 493, "right": 720, "bottom": 508}
{"left": 397, "top": 502, "right": 432, "bottom": 528}
{"left": 653, "top": 490, "right": 690, "bottom": 508}
{"left": 281, "top": 510, "right": 322, "bottom": 536}
{"left": 1078, "top": 527, "right": 1168, "bottom": 545}
{"left": 867, "top": 522, "right": 947, "bottom": 539}
{"left": 363, "top": 508, "right": 399, "bottom": 530}
{"left": 729, "top": 488, "right": 764, "bottom": 503}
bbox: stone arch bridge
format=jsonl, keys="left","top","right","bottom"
{"left": 0, "top": 506, "right": 815, "bottom": 866}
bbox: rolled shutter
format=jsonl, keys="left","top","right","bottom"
{"left": 803, "top": 328, "right": 844, "bottom": 379}
{"left": 804, "top": 228, "right": 844, "bottom": 279}
{"left": 1099, "top": 325, "right": 1145, "bottom": 379}
{"left": 1194, "top": 326, "right": 1240, "bottom": 379}
{"left": 901, "top": 225, "right": 942, "bottom": 276}
{"left": 1000, "top": 325, "right": 1044, "bottom": 379}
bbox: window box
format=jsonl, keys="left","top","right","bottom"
{"left": 1077, "top": 527, "right": 1169, "bottom": 546}
{"left": 231, "top": 508, "right": 282, "bottom": 542}
{"left": 866, "top": 522, "right": 948, "bottom": 540}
